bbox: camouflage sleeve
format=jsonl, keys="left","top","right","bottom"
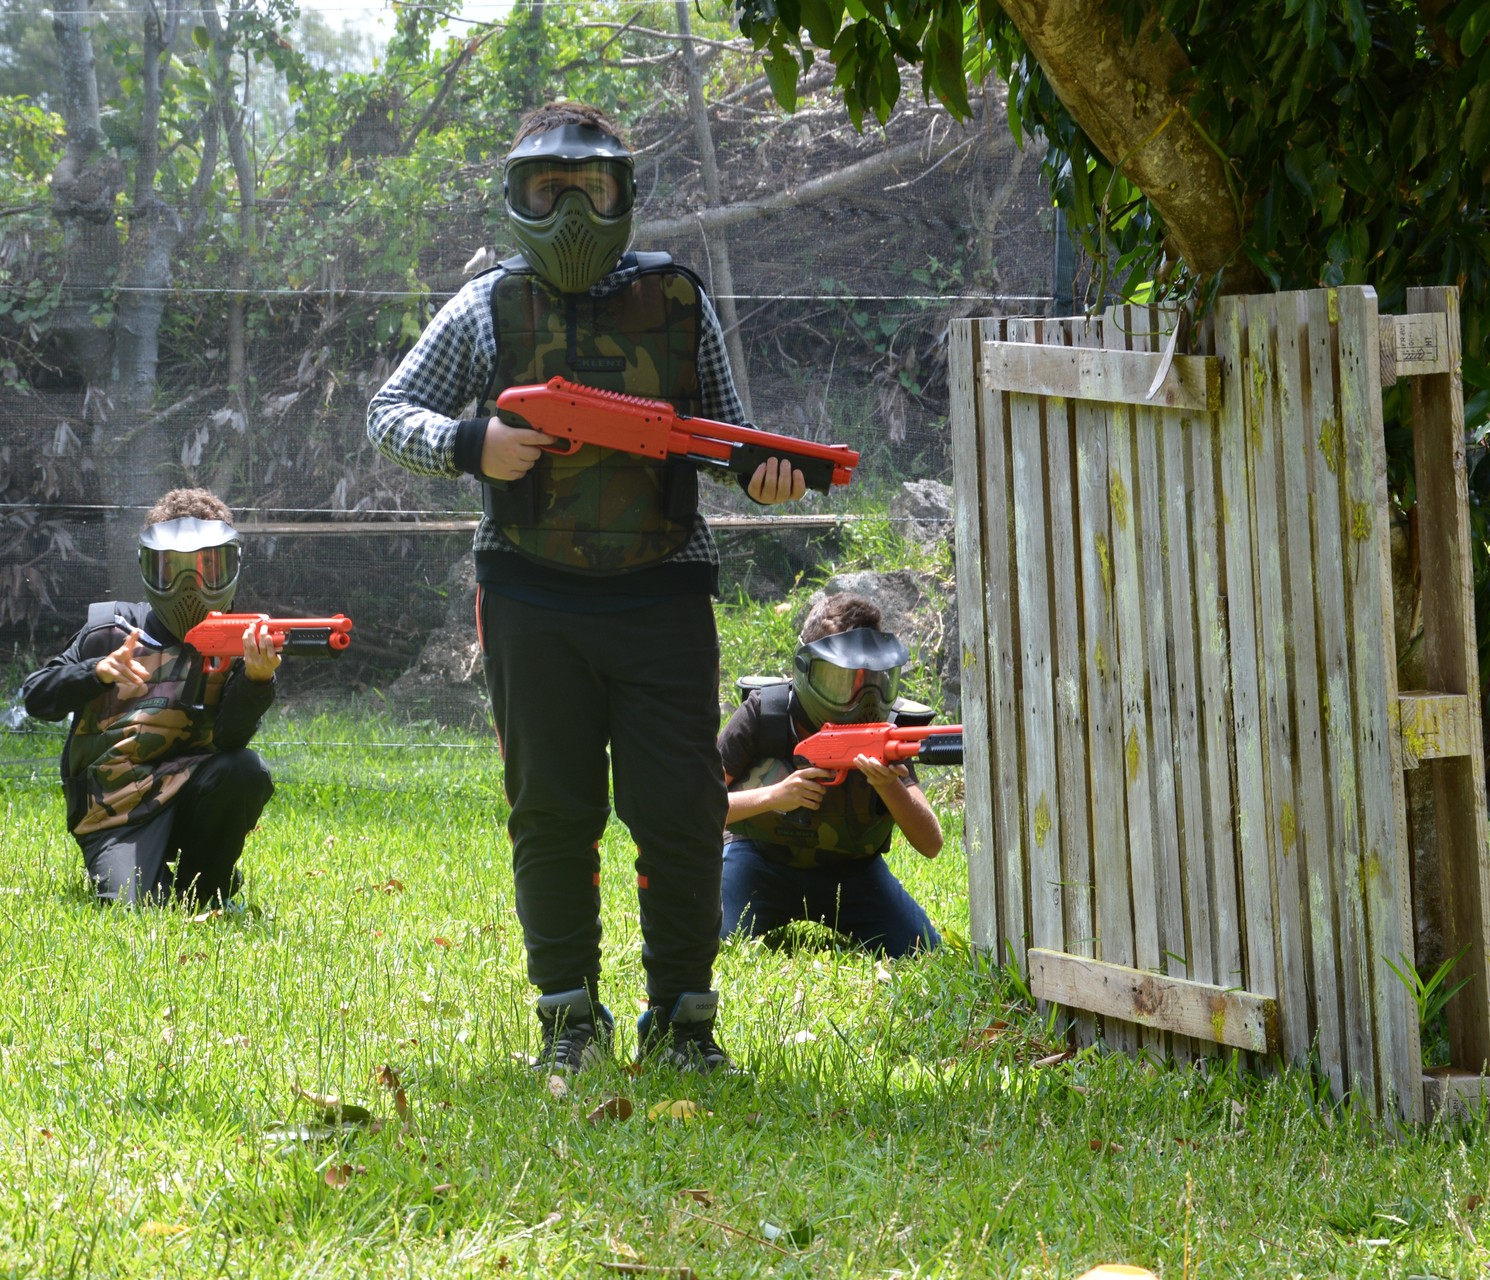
{"left": 214, "top": 664, "right": 276, "bottom": 751}
{"left": 366, "top": 276, "right": 499, "bottom": 478}
{"left": 19, "top": 626, "right": 114, "bottom": 722}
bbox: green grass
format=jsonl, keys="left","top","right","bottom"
{"left": 2, "top": 541, "right": 1489, "bottom": 1278}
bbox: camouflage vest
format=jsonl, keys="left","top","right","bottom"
{"left": 727, "top": 684, "right": 899, "bottom": 869}
{"left": 65, "top": 604, "right": 226, "bottom": 836}
{"left": 481, "top": 254, "right": 704, "bottom": 575}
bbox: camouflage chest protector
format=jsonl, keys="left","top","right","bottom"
{"left": 481, "top": 253, "right": 706, "bottom": 575}
{"left": 727, "top": 684, "right": 899, "bottom": 869}
{"left": 65, "top": 603, "right": 228, "bottom": 836}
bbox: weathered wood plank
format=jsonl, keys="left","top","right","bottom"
{"left": 1272, "top": 291, "right": 1347, "bottom": 1089}
{"left": 1378, "top": 311, "right": 1452, "bottom": 386}
{"left": 1337, "top": 285, "right": 1422, "bottom": 1121}
{"left": 1072, "top": 314, "right": 1137, "bottom": 1054}
{"left": 1008, "top": 318, "right": 1064, "bottom": 960}
{"left": 1105, "top": 305, "right": 1165, "bottom": 1057}
{"left": 1133, "top": 307, "right": 1194, "bottom": 1064}
{"left": 1215, "top": 298, "right": 1280, "bottom": 1034}
{"left": 1187, "top": 313, "right": 1242, "bottom": 998}
{"left": 984, "top": 340, "right": 1221, "bottom": 412}
{"left": 1028, "top": 948, "right": 1279, "bottom": 1053}
{"left": 949, "top": 319, "right": 1000, "bottom": 952}
{"left": 1397, "top": 692, "right": 1478, "bottom": 767}
{"left": 1423, "top": 1068, "right": 1490, "bottom": 1119}
{"left": 1161, "top": 402, "right": 1212, "bottom": 992}
{"left": 979, "top": 320, "right": 1029, "bottom": 959}
{"left": 1041, "top": 320, "right": 1097, "bottom": 1048}
{"left": 1408, "top": 284, "right": 1490, "bottom": 1075}
{"left": 1305, "top": 288, "right": 1377, "bottom": 1106}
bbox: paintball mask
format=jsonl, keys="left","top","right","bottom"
{"left": 503, "top": 123, "right": 636, "bottom": 294}
{"left": 138, "top": 516, "right": 241, "bottom": 639}
{"left": 792, "top": 627, "right": 909, "bottom": 728}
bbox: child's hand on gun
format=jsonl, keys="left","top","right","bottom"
{"left": 853, "top": 755, "right": 911, "bottom": 792}
{"left": 95, "top": 630, "right": 150, "bottom": 699}
{"left": 241, "top": 620, "right": 281, "bottom": 683}
{"left": 771, "top": 767, "right": 833, "bottom": 812}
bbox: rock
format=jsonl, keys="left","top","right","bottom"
{"left": 889, "top": 479, "right": 953, "bottom": 549}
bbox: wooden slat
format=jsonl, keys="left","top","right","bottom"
{"left": 1214, "top": 298, "right": 1280, "bottom": 1031}
{"left": 1396, "top": 692, "right": 1478, "bottom": 767}
{"left": 1378, "top": 312, "right": 1453, "bottom": 386}
{"left": 1245, "top": 293, "right": 1313, "bottom": 1065}
{"left": 949, "top": 319, "right": 1000, "bottom": 951}
{"left": 1338, "top": 285, "right": 1422, "bottom": 1121}
{"left": 1072, "top": 315, "right": 1137, "bottom": 1054}
{"left": 1041, "top": 321, "right": 1097, "bottom": 1049}
{"left": 1028, "top": 948, "right": 1279, "bottom": 1053}
{"left": 1408, "top": 284, "right": 1490, "bottom": 1075}
{"left": 1305, "top": 288, "right": 1376, "bottom": 1104}
{"left": 984, "top": 340, "right": 1221, "bottom": 412}
{"left": 1273, "top": 291, "right": 1346, "bottom": 1090}
{"left": 1187, "top": 314, "right": 1243, "bottom": 997}
{"left": 1008, "top": 318, "right": 1064, "bottom": 960}
{"left": 1105, "top": 305, "right": 1164, "bottom": 1057}
{"left": 980, "top": 320, "right": 1030, "bottom": 959}
{"left": 1133, "top": 309, "right": 1193, "bottom": 1063}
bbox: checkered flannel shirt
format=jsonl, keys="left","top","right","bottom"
{"left": 366, "top": 259, "right": 746, "bottom": 566}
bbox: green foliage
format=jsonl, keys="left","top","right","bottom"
{"left": 1385, "top": 946, "right": 1473, "bottom": 1069}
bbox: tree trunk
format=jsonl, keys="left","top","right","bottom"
{"left": 994, "top": 0, "right": 1251, "bottom": 283}
{"left": 675, "top": 0, "right": 753, "bottom": 419}
{"left": 48, "top": 0, "right": 119, "bottom": 386}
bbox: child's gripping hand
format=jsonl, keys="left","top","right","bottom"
{"left": 771, "top": 767, "right": 833, "bottom": 812}
{"left": 241, "top": 620, "right": 281, "bottom": 684}
{"left": 853, "top": 755, "right": 910, "bottom": 792}
{"left": 747, "top": 457, "right": 807, "bottom": 504}
{"left": 95, "top": 629, "right": 151, "bottom": 699}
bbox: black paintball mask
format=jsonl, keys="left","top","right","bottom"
{"left": 792, "top": 627, "right": 909, "bottom": 728}
{"left": 138, "top": 517, "right": 241, "bottom": 639}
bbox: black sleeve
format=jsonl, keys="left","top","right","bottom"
{"left": 717, "top": 693, "right": 764, "bottom": 784}
{"left": 214, "top": 664, "right": 276, "bottom": 751}
{"left": 19, "top": 625, "right": 116, "bottom": 722}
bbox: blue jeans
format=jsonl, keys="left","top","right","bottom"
{"left": 721, "top": 838, "right": 940, "bottom": 958}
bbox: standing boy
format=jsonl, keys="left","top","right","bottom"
{"left": 368, "top": 101, "right": 803, "bottom": 1074}
{"left": 718, "top": 594, "right": 943, "bottom": 957}
{"left": 21, "top": 488, "right": 279, "bottom": 907}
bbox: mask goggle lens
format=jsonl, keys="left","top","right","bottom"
{"left": 140, "top": 543, "right": 240, "bottom": 592}
{"left": 803, "top": 659, "right": 900, "bottom": 712}
{"left": 506, "top": 159, "right": 633, "bottom": 219}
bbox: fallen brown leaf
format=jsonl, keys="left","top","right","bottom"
{"left": 586, "top": 1096, "right": 634, "bottom": 1125}
{"left": 433, "top": 936, "right": 452, "bottom": 949}
{"left": 324, "top": 1163, "right": 360, "bottom": 1189}
{"left": 1033, "top": 1050, "right": 1074, "bottom": 1068}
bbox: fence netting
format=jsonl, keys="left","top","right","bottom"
{"left": 1, "top": 12, "right": 1059, "bottom": 789}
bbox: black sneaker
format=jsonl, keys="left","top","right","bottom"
{"left": 534, "top": 988, "right": 614, "bottom": 1074}
{"left": 635, "top": 990, "right": 735, "bottom": 1074}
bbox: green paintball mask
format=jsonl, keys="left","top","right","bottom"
{"left": 792, "top": 627, "right": 909, "bottom": 728}
{"left": 503, "top": 124, "right": 636, "bottom": 294}
{"left": 138, "top": 517, "right": 240, "bottom": 639}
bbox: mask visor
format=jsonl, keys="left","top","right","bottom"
{"left": 506, "top": 158, "right": 634, "bottom": 219}
{"left": 801, "top": 658, "right": 901, "bottom": 714}
{"left": 140, "top": 542, "right": 240, "bottom": 592}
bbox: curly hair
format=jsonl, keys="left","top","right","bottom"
{"left": 512, "top": 100, "right": 629, "bottom": 149}
{"left": 143, "top": 487, "right": 235, "bottom": 529}
{"left": 799, "top": 593, "right": 884, "bottom": 644}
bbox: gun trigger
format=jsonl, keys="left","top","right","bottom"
{"left": 540, "top": 438, "right": 582, "bottom": 456}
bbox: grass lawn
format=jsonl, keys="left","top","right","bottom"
{"left": 3, "top": 705, "right": 1489, "bottom": 1280}
{"left": 3, "top": 523, "right": 1488, "bottom": 1280}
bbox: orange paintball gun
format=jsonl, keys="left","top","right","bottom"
{"left": 184, "top": 612, "right": 354, "bottom": 672}
{"left": 495, "top": 376, "right": 859, "bottom": 492}
{"left": 793, "top": 722, "right": 964, "bottom": 785}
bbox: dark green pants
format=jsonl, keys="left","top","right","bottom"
{"left": 478, "top": 589, "right": 727, "bottom": 1004}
